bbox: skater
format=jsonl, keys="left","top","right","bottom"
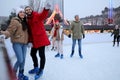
{"left": 24, "top": 1, "right": 51, "bottom": 80}
{"left": 70, "top": 15, "right": 85, "bottom": 58}
{"left": 111, "top": 25, "right": 120, "bottom": 47}
{"left": 53, "top": 20, "right": 64, "bottom": 59}
{"left": 0, "top": 8, "right": 29, "bottom": 80}
{"left": 50, "top": 25, "right": 57, "bottom": 51}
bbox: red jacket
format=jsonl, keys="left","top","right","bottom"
{"left": 27, "top": 8, "right": 50, "bottom": 48}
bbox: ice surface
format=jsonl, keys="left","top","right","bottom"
{"left": 1, "top": 33, "right": 120, "bottom": 80}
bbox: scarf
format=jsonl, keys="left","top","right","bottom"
{"left": 53, "top": 27, "right": 59, "bottom": 37}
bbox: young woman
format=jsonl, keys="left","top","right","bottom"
{"left": 53, "top": 20, "right": 64, "bottom": 59}
{"left": 1, "top": 8, "right": 29, "bottom": 80}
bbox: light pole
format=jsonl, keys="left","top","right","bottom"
{"left": 62, "top": 0, "right": 64, "bottom": 18}
{"left": 108, "top": 0, "right": 113, "bottom": 24}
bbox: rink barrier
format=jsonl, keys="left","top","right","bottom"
{"left": 0, "top": 36, "right": 17, "bottom": 80}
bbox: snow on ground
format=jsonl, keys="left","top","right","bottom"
{"left": 1, "top": 33, "right": 120, "bottom": 80}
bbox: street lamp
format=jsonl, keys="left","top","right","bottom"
{"left": 108, "top": 0, "right": 113, "bottom": 24}
{"left": 62, "top": 0, "right": 64, "bottom": 18}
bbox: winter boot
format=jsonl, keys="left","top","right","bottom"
{"left": 18, "top": 70, "right": 29, "bottom": 80}
{"left": 34, "top": 69, "right": 43, "bottom": 80}
{"left": 60, "top": 54, "right": 63, "bottom": 59}
{"left": 117, "top": 42, "right": 119, "bottom": 47}
{"left": 55, "top": 53, "right": 60, "bottom": 57}
{"left": 18, "top": 73, "right": 28, "bottom": 80}
{"left": 70, "top": 51, "right": 74, "bottom": 57}
{"left": 28, "top": 67, "right": 39, "bottom": 74}
{"left": 79, "top": 51, "right": 83, "bottom": 59}
{"left": 54, "top": 47, "right": 57, "bottom": 51}
{"left": 113, "top": 43, "right": 115, "bottom": 47}
{"left": 51, "top": 47, "right": 54, "bottom": 51}
{"left": 79, "top": 54, "right": 83, "bottom": 59}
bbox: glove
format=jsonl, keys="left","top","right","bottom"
{"left": 83, "top": 34, "right": 85, "bottom": 39}
{"left": 68, "top": 34, "right": 71, "bottom": 38}
{"left": 0, "top": 31, "right": 9, "bottom": 39}
{"left": 27, "top": 43, "right": 33, "bottom": 48}
{"left": 0, "top": 34, "right": 6, "bottom": 39}
{"left": 44, "top": 1, "right": 51, "bottom": 10}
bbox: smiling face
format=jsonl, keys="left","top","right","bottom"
{"left": 25, "top": 6, "right": 33, "bottom": 16}
{"left": 18, "top": 11, "right": 25, "bottom": 19}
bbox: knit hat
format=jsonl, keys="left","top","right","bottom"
{"left": 16, "top": 7, "right": 24, "bottom": 15}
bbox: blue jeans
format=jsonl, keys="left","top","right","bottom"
{"left": 13, "top": 43, "right": 27, "bottom": 72}
{"left": 72, "top": 39, "right": 82, "bottom": 54}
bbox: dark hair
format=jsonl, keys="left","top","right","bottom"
{"left": 18, "top": 15, "right": 28, "bottom": 31}
{"left": 21, "top": 18, "right": 28, "bottom": 31}
{"left": 24, "top": 6, "right": 32, "bottom": 10}
{"left": 74, "top": 15, "right": 79, "bottom": 18}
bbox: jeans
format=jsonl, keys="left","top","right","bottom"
{"left": 13, "top": 43, "right": 27, "bottom": 73}
{"left": 113, "top": 35, "right": 119, "bottom": 45}
{"left": 72, "top": 39, "right": 82, "bottom": 54}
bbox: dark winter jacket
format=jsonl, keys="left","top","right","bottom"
{"left": 111, "top": 29, "right": 119, "bottom": 37}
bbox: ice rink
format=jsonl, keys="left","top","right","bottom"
{"left": 1, "top": 33, "right": 120, "bottom": 80}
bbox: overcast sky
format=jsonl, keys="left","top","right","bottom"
{"left": 0, "top": 0, "right": 120, "bottom": 20}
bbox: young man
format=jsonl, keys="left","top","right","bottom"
{"left": 25, "top": 2, "right": 51, "bottom": 80}
{"left": 70, "top": 15, "right": 85, "bottom": 58}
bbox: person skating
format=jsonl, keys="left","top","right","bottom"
{"left": 24, "top": 1, "right": 51, "bottom": 80}
{"left": 1, "top": 8, "right": 29, "bottom": 80}
{"left": 111, "top": 25, "right": 120, "bottom": 47}
{"left": 53, "top": 20, "right": 64, "bottom": 59}
{"left": 70, "top": 15, "right": 85, "bottom": 59}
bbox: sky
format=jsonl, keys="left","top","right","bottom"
{"left": 0, "top": 0, "right": 120, "bottom": 20}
